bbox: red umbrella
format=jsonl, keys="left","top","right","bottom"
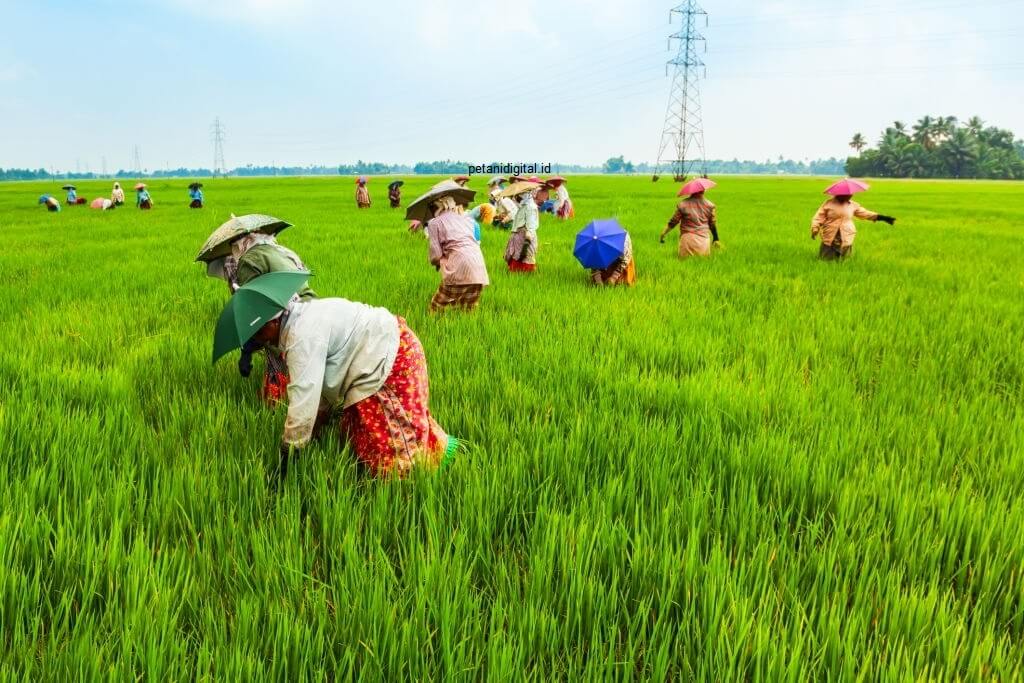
{"left": 677, "top": 178, "right": 717, "bottom": 197}
{"left": 824, "top": 178, "right": 869, "bottom": 196}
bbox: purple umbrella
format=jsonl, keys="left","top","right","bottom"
{"left": 574, "top": 219, "right": 628, "bottom": 270}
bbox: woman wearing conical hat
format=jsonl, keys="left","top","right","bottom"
{"left": 812, "top": 179, "right": 896, "bottom": 260}
{"left": 197, "top": 214, "right": 316, "bottom": 402}
{"left": 503, "top": 182, "right": 541, "bottom": 272}
{"left": 355, "top": 176, "right": 371, "bottom": 209}
{"left": 659, "top": 178, "right": 721, "bottom": 259}
{"left": 407, "top": 180, "right": 489, "bottom": 311}
{"left": 214, "top": 275, "right": 458, "bottom": 481}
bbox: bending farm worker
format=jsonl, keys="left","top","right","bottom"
{"left": 406, "top": 180, "right": 489, "bottom": 311}
{"left": 135, "top": 183, "right": 153, "bottom": 209}
{"left": 64, "top": 185, "right": 84, "bottom": 205}
{"left": 355, "top": 176, "right": 371, "bottom": 208}
{"left": 659, "top": 178, "right": 721, "bottom": 258}
{"left": 593, "top": 233, "right": 635, "bottom": 286}
{"left": 196, "top": 214, "right": 316, "bottom": 402}
{"left": 38, "top": 194, "right": 61, "bottom": 212}
{"left": 213, "top": 271, "right": 456, "bottom": 481}
{"left": 812, "top": 179, "right": 896, "bottom": 260}
{"left": 388, "top": 180, "right": 403, "bottom": 208}
{"left": 188, "top": 182, "right": 204, "bottom": 208}
{"left": 548, "top": 176, "right": 575, "bottom": 220}
{"left": 502, "top": 181, "right": 541, "bottom": 273}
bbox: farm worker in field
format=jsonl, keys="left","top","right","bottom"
{"left": 812, "top": 179, "right": 896, "bottom": 260}
{"left": 468, "top": 203, "right": 494, "bottom": 236}
{"left": 388, "top": 180, "right": 403, "bottom": 208}
{"left": 111, "top": 182, "right": 125, "bottom": 205}
{"left": 64, "top": 185, "right": 85, "bottom": 205}
{"left": 135, "top": 183, "right": 152, "bottom": 209}
{"left": 38, "top": 194, "right": 60, "bottom": 212}
{"left": 502, "top": 181, "right": 542, "bottom": 272}
{"left": 592, "top": 233, "right": 635, "bottom": 286}
{"left": 493, "top": 194, "right": 518, "bottom": 229}
{"left": 547, "top": 177, "right": 575, "bottom": 220}
{"left": 487, "top": 176, "right": 506, "bottom": 204}
{"left": 213, "top": 271, "right": 458, "bottom": 481}
{"left": 409, "top": 180, "right": 489, "bottom": 312}
{"left": 355, "top": 176, "right": 371, "bottom": 208}
{"left": 188, "top": 182, "right": 204, "bottom": 208}
{"left": 659, "top": 178, "right": 720, "bottom": 258}
{"left": 196, "top": 214, "right": 316, "bottom": 402}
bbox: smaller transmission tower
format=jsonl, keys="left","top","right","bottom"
{"left": 653, "top": 0, "right": 708, "bottom": 182}
{"left": 132, "top": 145, "right": 143, "bottom": 175}
{"left": 211, "top": 117, "right": 227, "bottom": 177}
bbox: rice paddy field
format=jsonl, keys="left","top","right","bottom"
{"left": 1, "top": 175, "right": 1022, "bottom": 680}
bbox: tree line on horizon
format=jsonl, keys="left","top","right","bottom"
{"left": 0, "top": 157, "right": 848, "bottom": 181}
{"left": 846, "top": 116, "right": 1024, "bottom": 180}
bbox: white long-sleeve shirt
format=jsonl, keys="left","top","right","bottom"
{"left": 279, "top": 298, "right": 400, "bottom": 447}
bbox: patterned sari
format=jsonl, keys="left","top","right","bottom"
{"left": 339, "top": 318, "right": 449, "bottom": 476}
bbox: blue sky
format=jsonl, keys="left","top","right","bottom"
{"left": 1, "top": 0, "right": 1022, "bottom": 171}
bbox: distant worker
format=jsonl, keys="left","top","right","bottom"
{"left": 64, "top": 185, "right": 85, "bottom": 205}
{"left": 388, "top": 180, "right": 404, "bottom": 208}
{"left": 487, "top": 176, "right": 506, "bottom": 205}
{"left": 189, "top": 182, "right": 204, "bottom": 208}
{"left": 111, "top": 182, "right": 125, "bottom": 206}
{"left": 503, "top": 181, "right": 541, "bottom": 272}
{"left": 548, "top": 176, "right": 575, "bottom": 220}
{"left": 812, "top": 179, "right": 896, "bottom": 260}
{"left": 135, "top": 183, "right": 153, "bottom": 210}
{"left": 213, "top": 273, "right": 457, "bottom": 481}
{"left": 355, "top": 176, "right": 371, "bottom": 209}
{"left": 38, "top": 194, "right": 60, "bottom": 212}
{"left": 659, "top": 178, "right": 721, "bottom": 258}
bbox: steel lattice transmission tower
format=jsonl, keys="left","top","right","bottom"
{"left": 653, "top": 1, "right": 708, "bottom": 182}
{"left": 132, "top": 145, "right": 143, "bottom": 175}
{"left": 211, "top": 117, "right": 227, "bottom": 177}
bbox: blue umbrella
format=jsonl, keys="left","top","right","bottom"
{"left": 574, "top": 219, "right": 628, "bottom": 270}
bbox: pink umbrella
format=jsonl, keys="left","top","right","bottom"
{"left": 90, "top": 197, "right": 109, "bottom": 209}
{"left": 824, "top": 178, "right": 869, "bottom": 196}
{"left": 677, "top": 178, "right": 717, "bottom": 197}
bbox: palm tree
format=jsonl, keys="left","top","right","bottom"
{"left": 913, "top": 116, "right": 937, "bottom": 149}
{"left": 935, "top": 116, "right": 958, "bottom": 143}
{"left": 941, "top": 129, "right": 978, "bottom": 178}
{"left": 966, "top": 116, "right": 985, "bottom": 137}
{"left": 893, "top": 121, "right": 909, "bottom": 137}
{"left": 849, "top": 133, "right": 867, "bottom": 154}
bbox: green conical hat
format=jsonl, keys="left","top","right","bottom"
{"left": 212, "top": 271, "right": 311, "bottom": 363}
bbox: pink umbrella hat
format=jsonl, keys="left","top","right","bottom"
{"left": 825, "top": 178, "right": 869, "bottom": 196}
{"left": 678, "top": 178, "right": 717, "bottom": 197}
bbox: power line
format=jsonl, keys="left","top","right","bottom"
{"left": 654, "top": 1, "right": 708, "bottom": 182}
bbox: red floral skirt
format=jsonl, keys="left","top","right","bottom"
{"left": 340, "top": 318, "right": 447, "bottom": 476}
{"left": 507, "top": 260, "right": 536, "bottom": 273}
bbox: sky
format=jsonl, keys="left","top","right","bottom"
{"left": 1, "top": 0, "right": 1022, "bottom": 171}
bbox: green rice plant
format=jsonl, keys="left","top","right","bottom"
{"left": 0, "top": 175, "right": 1022, "bottom": 680}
